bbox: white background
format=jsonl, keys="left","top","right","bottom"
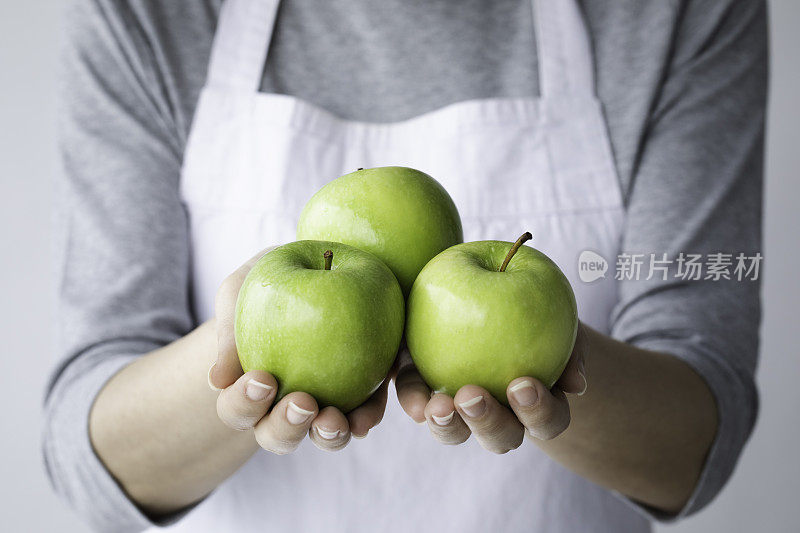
{"left": 0, "top": 1, "right": 797, "bottom": 531}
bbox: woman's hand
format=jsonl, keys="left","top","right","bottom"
{"left": 207, "top": 248, "right": 390, "bottom": 453}
{"left": 395, "top": 324, "right": 588, "bottom": 454}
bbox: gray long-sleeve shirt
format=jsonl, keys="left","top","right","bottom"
{"left": 45, "top": 1, "right": 767, "bottom": 531}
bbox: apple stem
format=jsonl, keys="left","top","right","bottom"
{"left": 499, "top": 232, "right": 532, "bottom": 272}
{"left": 323, "top": 250, "right": 333, "bottom": 270}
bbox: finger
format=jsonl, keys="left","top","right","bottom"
{"left": 556, "top": 322, "right": 588, "bottom": 395}
{"left": 454, "top": 385, "right": 524, "bottom": 454}
{"left": 424, "top": 393, "right": 471, "bottom": 445}
{"left": 347, "top": 378, "right": 389, "bottom": 439}
{"left": 395, "top": 361, "right": 431, "bottom": 424}
{"left": 210, "top": 247, "right": 275, "bottom": 389}
{"left": 507, "top": 378, "right": 571, "bottom": 441}
{"left": 253, "top": 391, "right": 318, "bottom": 455}
{"left": 309, "top": 406, "right": 351, "bottom": 451}
{"left": 216, "top": 370, "right": 278, "bottom": 430}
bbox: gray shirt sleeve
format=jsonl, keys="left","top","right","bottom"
{"left": 44, "top": 1, "right": 194, "bottom": 531}
{"left": 609, "top": 0, "right": 766, "bottom": 519}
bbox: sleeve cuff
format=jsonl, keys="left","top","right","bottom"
{"left": 43, "top": 343, "right": 195, "bottom": 532}
{"left": 613, "top": 337, "right": 758, "bottom": 522}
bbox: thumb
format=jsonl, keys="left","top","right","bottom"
{"left": 209, "top": 247, "right": 274, "bottom": 390}
{"left": 209, "top": 312, "right": 244, "bottom": 390}
{"left": 556, "top": 322, "right": 588, "bottom": 395}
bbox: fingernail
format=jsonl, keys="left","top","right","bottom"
{"left": 316, "top": 427, "right": 341, "bottom": 440}
{"left": 245, "top": 379, "right": 273, "bottom": 401}
{"left": 577, "top": 369, "right": 588, "bottom": 396}
{"left": 351, "top": 432, "right": 367, "bottom": 440}
{"left": 509, "top": 380, "right": 538, "bottom": 406}
{"left": 207, "top": 363, "right": 223, "bottom": 392}
{"left": 458, "top": 396, "right": 486, "bottom": 418}
{"left": 286, "top": 402, "right": 314, "bottom": 425}
{"left": 432, "top": 411, "right": 455, "bottom": 426}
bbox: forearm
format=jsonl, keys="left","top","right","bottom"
{"left": 88, "top": 320, "right": 258, "bottom": 516}
{"left": 536, "top": 325, "right": 718, "bottom": 514}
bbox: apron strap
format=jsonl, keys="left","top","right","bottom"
{"left": 207, "top": 0, "right": 280, "bottom": 91}
{"left": 206, "top": 0, "right": 596, "bottom": 98}
{"left": 532, "top": 0, "right": 596, "bottom": 97}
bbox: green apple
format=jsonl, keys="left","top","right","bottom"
{"left": 235, "top": 240, "right": 404, "bottom": 412}
{"left": 296, "top": 166, "right": 463, "bottom": 296}
{"left": 406, "top": 233, "right": 578, "bottom": 404}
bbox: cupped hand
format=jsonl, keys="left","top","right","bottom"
{"left": 207, "top": 247, "right": 390, "bottom": 453}
{"left": 396, "top": 324, "right": 588, "bottom": 454}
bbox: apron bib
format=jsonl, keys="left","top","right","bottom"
{"left": 166, "top": 1, "right": 648, "bottom": 531}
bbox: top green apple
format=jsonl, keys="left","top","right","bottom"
{"left": 297, "top": 166, "right": 463, "bottom": 296}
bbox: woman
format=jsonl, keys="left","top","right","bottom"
{"left": 45, "top": 0, "right": 766, "bottom": 531}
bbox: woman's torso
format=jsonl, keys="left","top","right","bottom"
{"left": 162, "top": 1, "right": 648, "bottom": 531}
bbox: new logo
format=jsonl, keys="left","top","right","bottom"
{"left": 578, "top": 250, "right": 608, "bottom": 283}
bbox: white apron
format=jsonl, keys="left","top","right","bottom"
{"left": 171, "top": 0, "right": 648, "bottom": 531}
